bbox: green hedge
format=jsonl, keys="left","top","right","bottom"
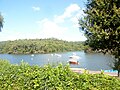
{"left": 0, "top": 60, "right": 120, "bottom": 90}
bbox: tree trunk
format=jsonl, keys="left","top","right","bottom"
{"left": 118, "top": 62, "right": 120, "bottom": 77}
{"left": 118, "top": 70, "right": 120, "bottom": 77}
{"left": 118, "top": 50, "right": 120, "bottom": 77}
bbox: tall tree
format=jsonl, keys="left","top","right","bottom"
{"left": 0, "top": 13, "right": 4, "bottom": 31}
{"left": 79, "top": 0, "right": 120, "bottom": 76}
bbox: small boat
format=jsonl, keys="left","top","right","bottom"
{"left": 104, "top": 70, "right": 118, "bottom": 73}
{"left": 31, "top": 54, "right": 34, "bottom": 57}
{"left": 51, "top": 54, "right": 53, "bottom": 56}
{"left": 68, "top": 55, "right": 80, "bottom": 65}
{"left": 69, "top": 59, "right": 79, "bottom": 64}
{"left": 55, "top": 53, "right": 62, "bottom": 57}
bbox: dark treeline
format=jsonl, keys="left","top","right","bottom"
{"left": 0, "top": 38, "right": 85, "bottom": 54}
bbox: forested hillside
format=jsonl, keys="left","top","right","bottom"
{"left": 0, "top": 38, "right": 84, "bottom": 54}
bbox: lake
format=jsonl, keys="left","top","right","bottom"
{"left": 0, "top": 51, "right": 114, "bottom": 71}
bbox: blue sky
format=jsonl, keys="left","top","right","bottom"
{"left": 0, "top": 0, "right": 87, "bottom": 41}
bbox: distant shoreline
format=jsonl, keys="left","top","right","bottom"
{"left": 0, "top": 38, "right": 85, "bottom": 54}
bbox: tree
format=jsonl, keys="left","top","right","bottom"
{"left": 0, "top": 13, "right": 4, "bottom": 31}
{"left": 79, "top": 0, "right": 120, "bottom": 76}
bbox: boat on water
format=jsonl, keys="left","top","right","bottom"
{"left": 104, "top": 69, "right": 118, "bottom": 73}
{"left": 31, "top": 54, "right": 34, "bottom": 57}
{"left": 69, "top": 59, "right": 79, "bottom": 64}
{"left": 68, "top": 54, "right": 80, "bottom": 65}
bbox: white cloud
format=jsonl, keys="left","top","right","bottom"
{"left": 0, "top": 4, "right": 85, "bottom": 42}
{"left": 53, "top": 4, "right": 85, "bottom": 30}
{"left": 36, "top": 4, "right": 86, "bottom": 41}
{"left": 64, "top": 3, "right": 80, "bottom": 16}
{"left": 37, "top": 19, "right": 68, "bottom": 39}
{"left": 54, "top": 4, "right": 81, "bottom": 23}
{"left": 0, "top": 3, "right": 87, "bottom": 42}
{"left": 0, "top": 30, "right": 22, "bottom": 41}
{"left": 70, "top": 8, "right": 85, "bottom": 28}
{"left": 32, "top": 6, "right": 40, "bottom": 11}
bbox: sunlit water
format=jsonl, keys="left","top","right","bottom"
{"left": 0, "top": 51, "right": 114, "bottom": 71}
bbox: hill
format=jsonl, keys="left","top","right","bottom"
{"left": 0, "top": 38, "right": 84, "bottom": 54}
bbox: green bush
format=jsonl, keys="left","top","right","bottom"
{"left": 0, "top": 60, "right": 120, "bottom": 90}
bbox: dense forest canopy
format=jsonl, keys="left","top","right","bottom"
{"left": 0, "top": 38, "right": 85, "bottom": 54}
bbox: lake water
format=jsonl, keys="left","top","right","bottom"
{"left": 0, "top": 51, "right": 114, "bottom": 71}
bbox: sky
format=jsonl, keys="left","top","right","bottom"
{"left": 0, "top": 0, "right": 87, "bottom": 41}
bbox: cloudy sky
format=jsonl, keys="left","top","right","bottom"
{"left": 0, "top": 0, "right": 87, "bottom": 41}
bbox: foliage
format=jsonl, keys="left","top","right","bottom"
{"left": 0, "top": 60, "right": 120, "bottom": 90}
{"left": 0, "top": 38, "right": 85, "bottom": 54}
{"left": 0, "top": 13, "right": 4, "bottom": 31}
{"left": 79, "top": 0, "right": 120, "bottom": 76}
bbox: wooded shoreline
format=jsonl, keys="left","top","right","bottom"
{"left": 0, "top": 38, "right": 85, "bottom": 54}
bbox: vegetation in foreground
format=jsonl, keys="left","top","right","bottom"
{"left": 0, "top": 38, "right": 84, "bottom": 54}
{"left": 0, "top": 60, "right": 120, "bottom": 90}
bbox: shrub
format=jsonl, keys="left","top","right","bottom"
{"left": 0, "top": 60, "right": 120, "bottom": 90}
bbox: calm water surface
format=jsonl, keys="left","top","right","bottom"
{"left": 0, "top": 51, "right": 114, "bottom": 71}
